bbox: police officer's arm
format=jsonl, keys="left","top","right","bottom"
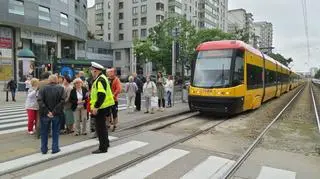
{"left": 94, "top": 79, "right": 107, "bottom": 108}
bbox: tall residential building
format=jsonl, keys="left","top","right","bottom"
{"left": 0, "top": 0, "right": 88, "bottom": 83}
{"left": 310, "top": 67, "right": 318, "bottom": 77}
{"left": 227, "top": 8, "right": 255, "bottom": 46}
{"left": 254, "top": 21, "right": 273, "bottom": 53}
{"left": 88, "top": 0, "right": 228, "bottom": 76}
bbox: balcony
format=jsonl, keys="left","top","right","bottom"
{"left": 95, "top": 29, "right": 104, "bottom": 35}
{"left": 168, "top": 0, "right": 182, "bottom": 8}
{"left": 96, "top": 19, "right": 104, "bottom": 25}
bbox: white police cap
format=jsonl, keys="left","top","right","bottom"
{"left": 91, "top": 62, "right": 104, "bottom": 70}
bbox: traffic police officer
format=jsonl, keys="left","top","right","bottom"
{"left": 90, "top": 62, "right": 115, "bottom": 154}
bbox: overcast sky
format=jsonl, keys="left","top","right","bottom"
{"left": 87, "top": 0, "right": 318, "bottom": 72}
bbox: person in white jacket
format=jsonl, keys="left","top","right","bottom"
{"left": 125, "top": 76, "right": 138, "bottom": 113}
{"left": 143, "top": 76, "right": 157, "bottom": 114}
{"left": 165, "top": 75, "right": 174, "bottom": 107}
{"left": 25, "top": 78, "right": 39, "bottom": 134}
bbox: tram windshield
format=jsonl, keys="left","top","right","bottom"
{"left": 193, "top": 50, "right": 232, "bottom": 88}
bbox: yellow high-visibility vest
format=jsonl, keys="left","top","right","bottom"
{"left": 90, "top": 74, "right": 115, "bottom": 110}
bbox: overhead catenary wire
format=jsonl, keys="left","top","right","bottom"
{"left": 301, "top": 0, "right": 311, "bottom": 64}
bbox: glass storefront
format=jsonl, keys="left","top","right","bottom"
{"left": 0, "top": 26, "right": 14, "bottom": 81}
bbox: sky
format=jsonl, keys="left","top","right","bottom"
{"left": 87, "top": 0, "right": 318, "bottom": 72}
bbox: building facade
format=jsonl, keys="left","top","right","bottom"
{"left": 227, "top": 8, "right": 255, "bottom": 46}
{"left": 88, "top": 0, "right": 228, "bottom": 77}
{"left": 0, "top": 0, "right": 88, "bottom": 83}
{"left": 310, "top": 67, "right": 318, "bottom": 77}
{"left": 254, "top": 21, "right": 273, "bottom": 53}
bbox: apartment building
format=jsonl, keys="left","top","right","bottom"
{"left": 254, "top": 21, "right": 273, "bottom": 53}
{"left": 227, "top": 8, "right": 255, "bottom": 46}
{"left": 88, "top": 0, "right": 228, "bottom": 76}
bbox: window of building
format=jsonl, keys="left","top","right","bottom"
{"left": 119, "top": 33, "right": 124, "bottom": 40}
{"left": 95, "top": 13, "right": 103, "bottom": 21}
{"left": 156, "top": 3, "right": 164, "bottom": 11}
{"left": 60, "top": 0, "right": 68, "bottom": 4}
{"left": 141, "top": 5, "right": 147, "bottom": 14}
{"left": 75, "top": 18, "right": 80, "bottom": 34}
{"left": 38, "top": 6, "right": 50, "bottom": 21}
{"left": 108, "top": 2, "right": 111, "bottom": 9}
{"left": 108, "top": 33, "right": 111, "bottom": 40}
{"left": 119, "top": 2, "right": 123, "bottom": 9}
{"left": 141, "top": 28, "right": 147, "bottom": 37}
{"left": 156, "top": 15, "right": 164, "bottom": 22}
{"left": 60, "top": 13, "right": 68, "bottom": 26}
{"left": 98, "top": 48, "right": 108, "bottom": 54}
{"left": 132, "top": 0, "right": 138, "bottom": 3}
{"left": 108, "top": 23, "right": 111, "bottom": 30}
{"left": 141, "top": 17, "right": 147, "bottom": 25}
{"left": 8, "top": 0, "right": 24, "bottom": 15}
{"left": 78, "top": 42, "right": 85, "bottom": 50}
{"left": 115, "top": 52, "right": 121, "bottom": 60}
{"left": 119, "top": 23, "right": 123, "bottom": 30}
{"left": 119, "top": 12, "right": 123, "bottom": 19}
{"left": 132, "top": 18, "right": 138, "bottom": 26}
{"left": 87, "top": 47, "right": 94, "bottom": 52}
{"left": 141, "top": 0, "right": 147, "bottom": 2}
{"left": 132, "top": 29, "right": 138, "bottom": 39}
{"left": 108, "top": 12, "right": 111, "bottom": 19}
{"left": 132, "top": 7, "right": 138, "bottom": 15}
{"left": 95, "top": 3, "right": 103, "bottom": 10}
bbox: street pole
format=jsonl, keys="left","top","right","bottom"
{"left": 172, "top": 40, "right": 175, "bottom": 106}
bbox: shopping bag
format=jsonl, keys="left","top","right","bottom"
{"left": 151, "top": 96, "right": 158, "bottom": 108}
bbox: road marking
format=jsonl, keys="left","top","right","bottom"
{"left": 0, "top": 127, "right": 25, "bottom": 135}
{"left": 0, "top": 114, "right": 26, "bottom": 120}
{"left": 109, "top": 148, "right": 190, "bottom": 179}
{"left": 0, "top": 121, "right": 26, "bottom": 129}
{"left": 0, "top": 111, "right": 27, "bottom": 117}
{"left": 0, "top": 136, "right": 118, "bottom": 175}
{"left": 22, "top": 140, "right": 148, "bottom": 179}
{"left": 181, "top": 156, "right": 235, "bottom": 179}
{"left": 257, "top": 166, "right": 296, "bottom": 179}
{"left": 0, "top": 108, "right": 25, "bottom": 113}
{"left": 0, "top": 117, "right": 26, "bottom": 124}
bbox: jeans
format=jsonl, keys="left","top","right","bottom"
{"left": 11, "top": 89, "right": 16, "bottom": 101}
{"left": 167, "top": 91, "right": 172, "bottom": 107}
{"left": 40, "top": 116, "right": 60, "bottom": 154}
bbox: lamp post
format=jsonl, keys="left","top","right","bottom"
{"left": 172, "top": 27, "right": 180, "bottom": 106}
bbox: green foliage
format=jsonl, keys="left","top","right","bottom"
{"left": 87, "top": 31, "right": 95, "bottom": 40}
{"left": 315, "top": 70, "right": 320, "bottom": 79}
{"left": 229, "top": 26, "right": 250, "bottom": 43}
{"left": 268, "top": 53, "right": 293, "bottom": 67}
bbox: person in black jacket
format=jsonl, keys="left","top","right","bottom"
{"left": 37, "top": 74, "right": 65, "bottom": 154}
{"left": 133, "top": 73, "right": 143, "bottom": 111}
{"left": 7, "top": 79, "right": 17, "bottom": 102}
{"left": 69, "top": 78, "right": 88, "bottom": 136}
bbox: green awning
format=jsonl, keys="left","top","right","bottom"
{"left": 17, "top": 48, "right": 35, "bottom": 58}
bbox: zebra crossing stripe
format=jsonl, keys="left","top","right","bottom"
{"left": 0, "top": 110, "right": 27, "bottom": 117}
{"left": 0, "top": 121, "right": 26, "bottom": 129}
{"left": 0, "top": 106, "right": 25, "bottom": 111}
{"left": 109, "top": 148, "right": 190, "bottom": 179}
{"left": 22, "top": 140, "right": 148, "bottom": 179}
{"left": 181, "top": 156, "right": 235, "bottom": 179}
{"left": 0, "top": 127, "right": 25, "bottom": 135}
{"left": 0, "top": 108, "right": 25, "bottom": 113}
{"left": 0, "top": 117, "right": 26, "bottom": 124}
{"left": 0, "top": 114, "right": 26, "bottom": 120}
{"left": 0, "top": 136, "right": 118, "bottom": 175}
{"left": 257, "top": 166, "right": 296, "bottom": 179}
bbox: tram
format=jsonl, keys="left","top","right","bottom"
{"left": 188, "top": 40, "right": 302, "bottom": 114}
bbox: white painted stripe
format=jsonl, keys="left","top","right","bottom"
{"left": 257, "top": 166, "right": 296, "bottom": 179}
{"left": 0, "top": 136, "right": 118, "bottom": 174}
{"left": 181, "top": 156, "right": 235, "bottom": 179}
{"left": 0, "top": 127, "right": 25, "bottom": 135}
{"left": 109, "top": 148, "right": 190, "bottom": 179}
{"left": 22, "top": 140, "right": 147, "bottom": 179}
{"left": 0, "top": 111, "right": 26, "bottom": 116}
{"left": 0, "top": 117, "right": 26, "bottom": 124}
{"left": 0, "top": 114, "right": 26, "bottom": 120}
{"left": 0, "top": 106, "right": 25, "bottom": 110}
{"left": 0, "top": 121, "right": 26, "bottom": 129}
{"left": 0, "top": 108, "right": 25, "bottom": 113}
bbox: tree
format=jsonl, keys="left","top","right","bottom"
{"left": 134, "top": 16, "right": 197, "bottom": 74}
{"left": 268, "top": 53, "right": 293, "bottom": 67}
{"left": 87, "top": 31, "right": 95, "bottom": 40}
{"left": 315, "top": 70, "right": 320, "bottom": 79}
{"left": 230, "top": 26, "right": 250, "bottom": 43}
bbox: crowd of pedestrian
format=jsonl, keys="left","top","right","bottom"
{"left": 19, "top": 62, "right": 175, "bottom": 155}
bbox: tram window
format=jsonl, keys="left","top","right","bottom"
{"left": 247, "top": 64, "right": 263, "bottom": 89}
{"left": 233, "top": 56, "right": 244, "bottom": 85}
{"left": 266, "top": 69, "right": 277, "bottom": 86}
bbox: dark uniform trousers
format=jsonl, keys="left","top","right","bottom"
{"left": 135, "top": 92, "right": 141, "bottom": 111}
{"left": 94, "top": 107, "right": 111, "bottom": 151}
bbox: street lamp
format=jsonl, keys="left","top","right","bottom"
{"left": 172, "top": 27, "right": 180, "bottom": 106}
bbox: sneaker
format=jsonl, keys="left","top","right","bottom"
{"left": 28, "top": 131, "right": 34, "bottom": 135}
